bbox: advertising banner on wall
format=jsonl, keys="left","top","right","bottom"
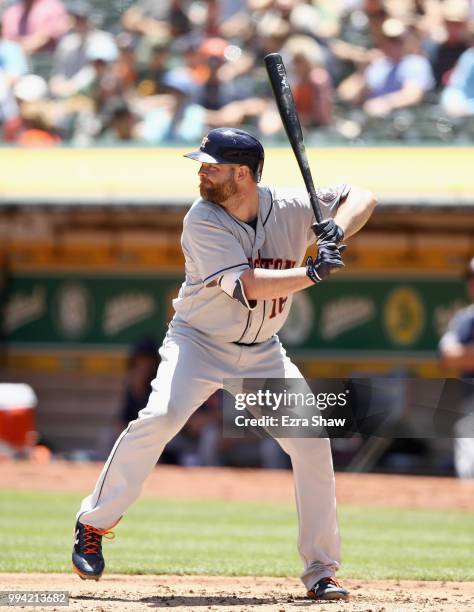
{"left": 2, "top": 274, "right": 467, "bottom": 353}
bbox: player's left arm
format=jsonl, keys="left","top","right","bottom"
{"left": 333, "top": 185, "right": 377, "bottom": 240}
{"left": 312, "top": 185, "right": 377, "bottom": 244}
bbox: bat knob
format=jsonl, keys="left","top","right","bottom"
{"left": 264, "top": 53, "right": 283, "bottom": 68}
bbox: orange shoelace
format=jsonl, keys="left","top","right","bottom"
{"left": 83, "top": 524, "right": 115, "bottom": 555}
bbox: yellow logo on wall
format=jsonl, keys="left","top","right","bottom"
{"left": 384, "top": 287, "right": 425, "bottom": 346}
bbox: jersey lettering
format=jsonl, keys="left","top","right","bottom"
{"left": 246, "top": 257, "right": 295, "bottom": 320}
{"left": 269, "top": 297, "right": 288, "bottom": 319}
{"left": 259, "top": 258, "right": 273, "bottom": 269}
{"left": 248, "top": 257, "right": 296, "bottom": 270}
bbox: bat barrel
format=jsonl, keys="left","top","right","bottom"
{"left": 264, "top": 52, "right": 323, "bottom": 223}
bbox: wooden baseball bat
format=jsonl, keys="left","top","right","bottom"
{"left": 264, "top": 52, "right": 323, "bottom": 224}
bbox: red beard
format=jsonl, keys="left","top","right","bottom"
{"left": 199, "top": 178, "right": 238, "bottom": 204}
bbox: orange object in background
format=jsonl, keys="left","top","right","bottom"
{"left": 15, "top": 129, "right": 61, "bottom": 147}
{"left": 0, "top": 384, "right": 37, "bottom": 451}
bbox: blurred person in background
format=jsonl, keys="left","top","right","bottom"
{"left": 135, "top": 38, "right": 171, "bottom": 96}
{"left": 341, "top": 18, "right": 435, "bottom": 118}
{"left": 1, "top": 0, "right": 68, "bottom": 55}
{"left": 97, "top": 97, "right": 142, "bottom": 143}
{"left": 49, "top": 1, "right": 117, "bottom": 99}
{"left": 337, "top": 0, "right": 388, "bottom": 46}
{"left": 71, "top": 36, "right": 122, "bottom": 144}
{"left": 115, "top": 32, "right": 138, "bottom": 92}
{"left": 214, "top": 10, "right": 291, "bottom": 105}
{"left": 0, "top": 8, "right": 28, "bottom": 85}
{"left": 439, "top": 258, "right": 474, "bottom": 478}
{"left": 287, "top": 36, "right": 333, "bottom": 127}
{"left": 138, "top": 68, "right": 203, "bottom": 143}
{"left": 202, "top": 0, "right": 258, "bottom": 38}
{"left": 285, "top": 0, "right": 342, "bottom": 40}
{"left": 334, "top": 0, "right": 387, "bottom": 91}
{"left": 201, "top": 0, "right": 219, "bottom": 37}
{"left": 194, "top": 37, "right": 248, "bottom": 111}
{"left": 12, "top": 98, "right": 60, "bottom": 144}
{"left": 211, "top": 0, "right": 259, "bottom": 49}
{"left": 122, "top": 0, "right": 191, "bottom": 41}
{"left": 191, "top": 36, "right": 273, "bottom": 132}
{"left": 169, "top": 35, "right": 202, "bottom": 84}
{"left": 0, "top": 4, "right": 27, "bottom": 134}
{"left": 136, "top": 37, "right": 269, "bottom": 142}
{"left": 4, "top": 72, "right": 60, "bottom": 144}
{"left": 223, "top": 0, "right": 328, "bottom": 38}
{"left": 255, "top": 10, "right": 291, "bottom": 59}
{"left": 424, "top": 0, "right": 472, "bottom": 90}
{"left": 0, "top": 66, "right": 17, "bottom": 131}
{"left": 209, "top": 0, "right": 249, "bottom": 38}
{"left": 256, "top": 0, "right": 300, "bottom": 24}
{"left": 441, "top": 38, "right": 474, "bottom": 116}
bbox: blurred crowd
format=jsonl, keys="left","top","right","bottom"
{"left": 0, "top": 0, "right": 474, "bottom": 145}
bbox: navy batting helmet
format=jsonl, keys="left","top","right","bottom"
{"left": 184, "top": 128, "right": 264, "bottom": 182}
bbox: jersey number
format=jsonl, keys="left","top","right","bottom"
{"left": 269, "top": 297, "right": 288, "bottom": 319}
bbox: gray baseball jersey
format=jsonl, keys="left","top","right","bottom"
{"left": 173, "top": 184, "right": 348, "bottom": 342}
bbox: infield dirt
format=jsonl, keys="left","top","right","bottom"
{"left": 2, "top": 573, "right": 474, "bottom": 612}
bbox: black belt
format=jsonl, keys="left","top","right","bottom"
{"left": 233, "top": 339, "right": 269, "bottom": 346}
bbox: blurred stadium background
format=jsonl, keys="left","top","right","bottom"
{"left": 0, "top": 0, "right": 473, "bottom": 476}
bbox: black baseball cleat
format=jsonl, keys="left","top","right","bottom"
{"left": 72, "top": 520, "right": 115, "bottom": 581}
{"left": 307, "top": 576, "right": 350, "bottom": 601}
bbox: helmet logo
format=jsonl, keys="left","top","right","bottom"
{"left": 200, "top": 135, "right": 210, "bottom": 149}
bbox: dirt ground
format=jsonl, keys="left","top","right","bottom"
{"left": 1, "top": 574, "right": 474, "bottom": 612}
{"left": 2, "top": 461, "right": 474, "bottom": 612}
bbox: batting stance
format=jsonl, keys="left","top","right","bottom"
{"left": 72, "top": 128, "right": 376, "bottom": 601}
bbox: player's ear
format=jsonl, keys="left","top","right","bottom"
{"left": 234, "top": 166, "right": 244, "bottom": 182}
{"left": 236, "top": 165, "right": 251, "bottom": 183}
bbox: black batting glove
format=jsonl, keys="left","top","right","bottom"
{"left": 306, "top": 242, "right": 345, "bottom": 284}
{"left": 312, "top": 219, "right": 344, "bottom": 245}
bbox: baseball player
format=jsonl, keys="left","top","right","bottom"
{"left": 72, "top": 128, "right": 377, "bottom": 601}
{"left": 439, "top": 257, "right": 474, "bottom": 478}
